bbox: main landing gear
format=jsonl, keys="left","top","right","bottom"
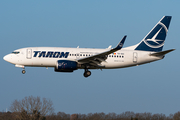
{"left": 83, "top": 69, "right": 91, "bottom": 78}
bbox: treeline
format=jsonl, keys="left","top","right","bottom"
{"left": 34, "top": 111, "right": 180, "bottom": 120}
{"left": 2, "top": 96, "right": 180, "bottom": 120}
{"left": 1, "top": 111, "right": 180, "bottom": 120}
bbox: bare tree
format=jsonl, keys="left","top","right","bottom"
{"left": 70, "top": 114, "right": 78, "bottom": 120}
{"left": 9, "top": 96, "right": 54, "bottom": 119}
{"left": 173, "top": 111, "right": 180, "bottom": 120}
{"left": 57, "top": 112, "right": 70, "bottom": 120}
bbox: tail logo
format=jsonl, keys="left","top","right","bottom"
{"left": 143, "top": 22, "right": 168, "bottom": 48}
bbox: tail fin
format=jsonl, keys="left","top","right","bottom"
{"left": 135, "top": 16, "right": 172, "bottom": 52}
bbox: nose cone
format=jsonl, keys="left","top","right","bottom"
{"left": 3, "top": 55, "right": 8, "bottom": 61}
{"left": 3, "top": 54, "right": 11, "bottom": 63}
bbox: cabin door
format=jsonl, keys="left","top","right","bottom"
{"left": 133, "top": 52, "right": 138, "bottom": 63}
{"left": 26, "top": 49, "right": 32, "bottom": 59}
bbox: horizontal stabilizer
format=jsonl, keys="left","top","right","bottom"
{"left": 150, "top": 49, "right": 175, "bottom": 56}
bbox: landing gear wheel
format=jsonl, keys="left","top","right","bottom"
{"left": 22, "top": 70, "right": 26, "bottom": 74}
{"left": 86, "top": 71, "right": 91, "bottom": 76}
{"left": 83, "top": 70, "right": 91, "bottom": 78}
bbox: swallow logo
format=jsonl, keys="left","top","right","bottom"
{"left": 143, "top": 22, "right": 168, "bottom": 48}
{"left": 119, "top": 43, "right": 123, "bottom": 47}
{"left": 58, "top": 62, "right": 67, "bottom": 67}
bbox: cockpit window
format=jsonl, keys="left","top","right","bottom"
{"left": 12, "top": 51, "right": 20, "bottom": 54}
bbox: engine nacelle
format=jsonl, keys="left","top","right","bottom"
{"left": 55, "top": 60, "right": 78, "bottom": 72}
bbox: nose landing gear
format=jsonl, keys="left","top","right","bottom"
{"left": 22, "top": 69, "right": 26, "bottom": 74}
{"left": 83, "top": 69, "right": 91, "bottom": 78}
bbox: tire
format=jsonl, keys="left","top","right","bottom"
{"left": 22, "top": 70, "right": 26, "bottom": 74}
{"left": 83, "top": 71, "right": 91, "bottom": 77}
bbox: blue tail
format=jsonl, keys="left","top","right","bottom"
{"left": 135, "top": 16, "right": 172, "bottom": 52}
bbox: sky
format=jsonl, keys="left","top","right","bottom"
{"left": 0, "top": 0, "right": 180, "bottom": 116}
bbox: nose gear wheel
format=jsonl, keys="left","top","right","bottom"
{"left": 22, "top": 70, "right": 26, "bottom": 74}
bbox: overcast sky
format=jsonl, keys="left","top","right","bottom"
{"left": 1, "top": 0, "right": 180, "bottom": 115}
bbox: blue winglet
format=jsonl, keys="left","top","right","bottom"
{"left": 114, "top": 35, "right": 127, "bottom": 50}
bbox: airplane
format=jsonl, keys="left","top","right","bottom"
{"left": 3, "top": 16, "right": 175, "bottom": 77}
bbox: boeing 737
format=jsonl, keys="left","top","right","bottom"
{"left": 3, "top": 16, "right": 175, "bottom": 77}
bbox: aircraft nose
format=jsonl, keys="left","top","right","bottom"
{"left": 3, "top": 54, "right": 11, "bottom": 62}
{"left": 3, "top": 55, "right": 8, "bottom": 61}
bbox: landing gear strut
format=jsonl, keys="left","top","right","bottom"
{"left": 83, "top": 69, "right": 91, "bottom": 78}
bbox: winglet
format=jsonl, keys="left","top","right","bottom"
{"left": 114, "top": 35, "right": 127, "bottom": 50}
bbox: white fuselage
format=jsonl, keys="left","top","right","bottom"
{"left": 3, "top": 47, "right": 163, "bottom": 69}
{"left": 3, "top": 16, "right": 173, "bottom": 77}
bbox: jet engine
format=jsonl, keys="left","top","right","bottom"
{"left": 54, "top": 60, "right": 78, "bottom": 72}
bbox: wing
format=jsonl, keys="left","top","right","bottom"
{"left": 77, "top": 35, "right": 127, "bottom": 67}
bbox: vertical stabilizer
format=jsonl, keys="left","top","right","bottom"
{"left": 135, "top": 16, "right": 172, "bottom": 52}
